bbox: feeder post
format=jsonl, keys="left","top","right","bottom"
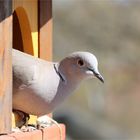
{"left": 0, "top": 0, "right": 12, "bottom": 133}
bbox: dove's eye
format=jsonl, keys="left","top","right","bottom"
{"left": 77, "top": 59, "right": 84, "bottom": 67}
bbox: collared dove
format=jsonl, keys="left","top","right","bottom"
{"left": 13, "top": 49, "right": 104, "bottom": 116}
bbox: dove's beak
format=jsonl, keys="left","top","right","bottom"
{"left": 94, "top": 73, "right": 104, "bottom": 83}
{"left": 88, "top": 68, "right": 104, "bottom": 83}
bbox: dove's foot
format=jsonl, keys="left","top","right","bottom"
{"left": 37, "top": 115, "right": 62, "bottom": 140}
{"left": 37, "top": 115, "right": 53, "bottom": 129}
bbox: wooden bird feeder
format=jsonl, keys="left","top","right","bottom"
{"left": 0, "top": 0, "right": 65, "bottom": 139}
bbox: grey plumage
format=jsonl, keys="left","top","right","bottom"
{"left": 13, "top": 49, "right": 104, "bottom": 116}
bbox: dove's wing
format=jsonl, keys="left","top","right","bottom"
{"left": 13, "top": 49, "right": 41, "bottom": 89}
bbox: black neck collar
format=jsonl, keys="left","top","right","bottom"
{"left": 54, "top": 64, "right": 65, "bottom": 82}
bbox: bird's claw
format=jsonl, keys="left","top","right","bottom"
{"left": 36, "top": 115, "right": 62, "bottom": 140}
{"left": 36, "top": 115, "right": 53, "bottom": 129}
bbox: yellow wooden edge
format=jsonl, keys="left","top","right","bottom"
{"left": 32, "top": 32, "right": 38, "bottom": 57}
{"left": 28, "top": 115, "right": 38, "bottom": 125}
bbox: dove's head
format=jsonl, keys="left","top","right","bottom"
{"left": 58, "top": 52, "right": 104, "bottom": 83}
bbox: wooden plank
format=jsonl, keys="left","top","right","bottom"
{"left": 38, "top": 0, "right": 52, "bottom": 61}
{"left": 0, "top": 0, "right": 12, "bottom": 133}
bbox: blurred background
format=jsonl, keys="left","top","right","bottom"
{"left": 52, "top": 0, "right": 140, "bottom": 139}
